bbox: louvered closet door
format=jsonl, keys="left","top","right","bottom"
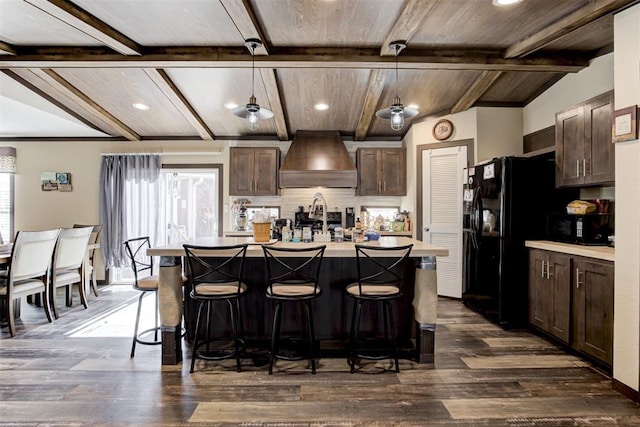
{"left": 422, "top": 146, "right": 467, "bottom": 298}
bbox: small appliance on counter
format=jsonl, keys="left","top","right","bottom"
{"left": 345, "top": 207, "right": 356, "bottom": 229}
{"left": 272, "top": 218, "right": 291, "bottom": 241}
{"left": 547, "top": 212, "right": 613, "bottom": 245}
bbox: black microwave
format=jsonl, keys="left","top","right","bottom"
{"left": 547, "top": 213, "right": 612, "bottom": 245}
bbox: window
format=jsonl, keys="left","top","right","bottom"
{"left": 0, "top": 173, "right": 14, "bottom": 243}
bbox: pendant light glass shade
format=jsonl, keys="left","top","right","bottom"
{"left": 375, "top": 42, "right": 418, "bottom": 131}
{"left": 232, "top": 39, "right": 274, "bottom": 130}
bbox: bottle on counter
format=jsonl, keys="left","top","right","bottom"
{"left": 355, "top": 217, "right": 361, "bottom": 230}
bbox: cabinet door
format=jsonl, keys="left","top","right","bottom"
{"left": 573, "top": 257, "right": 614, "bottom": 366}
{"left": 528, "top": 250, "right": 549, "bottom": 330}
{"left": 357, "top": 149, "right": 381, "bottom": 196}
{"left": 584, "top": 91, "right": 614, "bottom": 185}
{"left": 555, "top": 107, "right": 585, "bottom": 187}
{"left": 253, "top": 148, "right": 279, "bottom": 195}
{"left": 380, "top": 148, "right": 406, "bottom": 195}
{"left": 547, "top": 252, "right": 572, "bottom": 343}
{"left": 229, "top": 148, "right": 255, "bottom": 196}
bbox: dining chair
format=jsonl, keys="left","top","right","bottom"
{"left": 73, "top": 224, "right": 103, "bottom": 297}
{"left": 0, "top": 228, "right": 61, "bottom": 337}
{"left": 183, "top": 243, "right": 249, "bottom": 373}
{"left": 262, "top": 244, "right": 326, "bottom": 375}
{"left": 346, "top": 243, "right": 413, "bottom": 373}
{"left": 50, "top": 226, "right": 94, "bottom": 319}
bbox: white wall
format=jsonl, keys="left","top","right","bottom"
{"left": 477, "top": 107, "right": 523, "bottom": 162}
{"left": 613, "top": 4, "right": 640, "bottom": 392}
{"left": 523, "top": 53, "right": 614, "bottom": 135}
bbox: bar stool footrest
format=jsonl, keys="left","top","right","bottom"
{"left": 194, "top": 338, "right": 245, "bottom": 361}
{"left": 135, "top": 326, "right": 163, "bottom": 346}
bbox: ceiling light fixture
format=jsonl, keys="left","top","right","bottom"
{"left": 224, "top": 102, "right": 239, "bottom": 110}
{"left": 376, "top": 41, "right": 417, "bottom": 131}
{"left": 314, "top": 102, "right": 330, "bottom": 111}
{"left": 232, "top": 39, "right": 274, "bottom": 131}
{"left": 132, "top": 102, "right": 150, "bottom": 111}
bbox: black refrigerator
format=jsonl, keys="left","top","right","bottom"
{"left": 462, "top": 156, "right": 576, "bottom": 327}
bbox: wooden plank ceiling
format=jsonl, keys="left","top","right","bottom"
{"left": 0, "top": 0, "right": 635, "bottom": 142}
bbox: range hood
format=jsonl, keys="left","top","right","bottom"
{"left": 279, "top": 130, "right": 357, "bottom": 188}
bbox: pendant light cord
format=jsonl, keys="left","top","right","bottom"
{"left": 251, "top": 43, "right": 255, "bottom": 98}
{"left": 394, "top": 44, "right": 399, "bottom": 101}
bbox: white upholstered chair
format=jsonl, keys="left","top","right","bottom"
{"left": 0, "top": 228, "right": 60, "bottom": 336}
{"left": 73, "top": 224, "right": 103, "bottom": 297}
{"left": 50, "top": 227, "right": 94, "bottom": 319}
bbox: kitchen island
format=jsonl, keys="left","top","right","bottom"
{"left": 148, "top": 237, "right": 448, "bottom": 366}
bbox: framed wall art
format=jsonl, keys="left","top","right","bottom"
{"left": 41, "top": 171, "right": 72, "bottom": 191}
{"left": 612, "top": 105, "right": 638, "bottom": 143}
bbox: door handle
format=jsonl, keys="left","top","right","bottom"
{"left": 576, "top": 267, "right": 583, "bottom": 288}
{"left": 541, "top": 260, "right": 546, "bottom": 278}
{"left": 547, "top": 263, "right": 553, "bottom": 278}
{"left": 424, "top": 227, "right": 430, "bottom": 232}
{"left": 576, "top": 160, "right": 580, "bottom": 178}
{"left": 582, "top": 159, "right": 586, "bottom": 177}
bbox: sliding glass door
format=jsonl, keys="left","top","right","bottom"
{"left": 160, "top": 166, "right": 221, "bottom": 245}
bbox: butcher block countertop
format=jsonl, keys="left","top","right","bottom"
{"left": 525, "top": 240, "right": 614, "bottom": 262}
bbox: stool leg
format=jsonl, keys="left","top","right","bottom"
{"left": 190, "top": 300, "right": 204, "bottom": 373}
{"left": 130, "top": 292, "right": 145, "bottom": 358}
{"left": 385, "top": 301, "right": 399, "bottom": 373}
{"left": 154, "top": 291, "right": 159, "bottom": 342}
{"left": 269, "top": 301, "right": 282, "bottom": 375}
{"left": 351, "top": 299, "right": 363, "bottom": 374}
{"left": 228, "top": 299, "right": 241, "bottom": 372}
{"left": 304, "top": 300, "right": 317, "bottom": 374}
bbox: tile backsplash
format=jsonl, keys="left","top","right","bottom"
{"left": 230, "top": 188, "right": 404, "bottom": 228}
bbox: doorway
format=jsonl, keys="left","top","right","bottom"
{"left": 418, "top": 140, "right": 473, "bottom": 299}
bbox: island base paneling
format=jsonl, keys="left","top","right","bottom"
{"left": 183, "top": 257, "right": 418, "bottom": 354}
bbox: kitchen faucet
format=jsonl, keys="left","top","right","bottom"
{"left": 310, "top": 192, "right": 328, "bottom": 235}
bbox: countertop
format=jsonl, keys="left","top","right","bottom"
{"left": 223, "top": 230, "right": 414, "bottom": 237}
{"left": 149, "top": 236, "right": 448, "bottom": 258}
{"left": 525, "top": 240, "right": 614, "bottom": 262}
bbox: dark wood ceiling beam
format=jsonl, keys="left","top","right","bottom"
{"left": 504, "top": 0, "right": 636, "bottom": 58}
{"left": 380, "top": 0, "right": 440, "bottom": 56}
{"left": 450, "top": 70, "right": 503, "bottom": 114}
{"left": 0, "top": 46, "right": 590, "bottom": 72}
{"left": 143, "top": 68, "right": 214, "bottom": 140}
{"left": 219, "top": 0, "right": 269, "bottom": 55}
{"left": 259, "top": 68, "right": 288, "bottom": 140}
{"left": 19, "top": 68, "right": 140, "bottom": 141}
{"left": 23, "top": 0, "right": 142, "bottom": 55}
{"left": 355, "top": 69, "right": 389, "bottom": 141}
{"left": 0, "top": 41, "right": 17, "bottom": 55}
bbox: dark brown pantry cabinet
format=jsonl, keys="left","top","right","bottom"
{"left": 357, "top": 148, "right": 406, "bottom": 196}
{"left": 229, "top": 147, "right": 280, "bottom": 196}
{"left": 555, "top": 91, "right": 614, "bottom": 187}
{"left": 528, "top": 248, "right": 614, "bottom": 367}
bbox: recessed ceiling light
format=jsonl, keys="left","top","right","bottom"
{"left": 314, "top": 102, "right": 330, "bottom": 111}
{"left": 224, "top": 102, "right": 239, "bottom": 110}
{"left": 492, "top": 0, "right": 523, "bottom": 6}
{"left": 407, "top": 104, "right": 420, "bottom": 111}
{"left": 132, "top": 102, "right": 150, "bottom": 111}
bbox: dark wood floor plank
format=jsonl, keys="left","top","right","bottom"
{"left": 1, "top": 285, "right": 638, "bottom": 425}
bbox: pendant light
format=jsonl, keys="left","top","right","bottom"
{"left": 232, "top": 39, "right": 274, "bottom": 131}
{"left": 376, "top": 41, "right": 418, "bottom": 131}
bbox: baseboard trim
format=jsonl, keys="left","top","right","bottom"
{"left": 612, "top": 378, "right": 639, "bottom": 402}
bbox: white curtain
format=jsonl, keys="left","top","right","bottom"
{"left": 99, "top": 155, "right": 161, "bottom": 268}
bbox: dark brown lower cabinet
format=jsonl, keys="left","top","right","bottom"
{"left": 528, "top": 249, "right": 613, "bottom": 367}
{"left": 528, "top": 249, "right": 572, "bottom": 343}
{"left": 572, "top": 257, "right": 614, "bottom": 366}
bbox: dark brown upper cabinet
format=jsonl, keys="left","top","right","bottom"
{"left": 555, "top": 91, "right": 614, "bottom": 187}
{"left": 357, "top": 148, "right": 406, "bottom": 196}
{"left": 229, "top": 147, "right": 280, "bottom": 196}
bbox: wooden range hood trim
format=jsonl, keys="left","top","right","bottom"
{"left": 279, "top": 130, "right": 357, "bottom": 188}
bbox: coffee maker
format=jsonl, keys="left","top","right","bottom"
{"left": 272, "top": 218, "right": 291, "bottom": 240}
{"left": 345, "top": 207, "right": 356, "bottom": 228}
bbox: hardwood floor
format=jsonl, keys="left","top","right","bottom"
{"left": 1, "top": 285, "right": 639, "bottom": 426}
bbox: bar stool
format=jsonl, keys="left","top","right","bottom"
{"left": 123, "top": 236, "right": 162, "bottom": 358}
{"left": 183, "top": 243, "right": 248, "bottom": 373}
{"left": 347, "top": 243, "right": 413, "bottom": 373}
{"left": 262, "top": 245, "right": 326, "bottom": 375}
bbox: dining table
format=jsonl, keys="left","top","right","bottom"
{"left": 148, "top": 236, "right": 448, "bottom": 366}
